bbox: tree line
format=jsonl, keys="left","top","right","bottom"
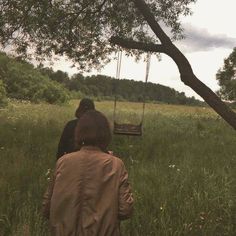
{"left": 38, "top": 65, "right": 204, "bottom": 106}
{"left": 0, "top": 51, "right": 204, "bottom": 106}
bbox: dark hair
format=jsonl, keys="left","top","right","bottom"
{"left": 75, "top": 110, "right": 111, "bottom": 150}
{"left": 75, "top": 98, "right": 95, "bottom": 118}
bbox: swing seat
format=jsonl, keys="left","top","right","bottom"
{"left": 113, "top": 122, "right": 142, "bottom": 136}
{"left": 112, "top": 51, "right": 150, "bottom": 136}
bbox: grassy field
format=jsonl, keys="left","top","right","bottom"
{"left": 0, "top": 100, "right": 235, "bottom": 236}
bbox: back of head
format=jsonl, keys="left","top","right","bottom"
{"left": 75, "top": 110, "right": 111, "bottom": 151}
{"left": 75, "top": 98, "right": 95, "bottom": 118}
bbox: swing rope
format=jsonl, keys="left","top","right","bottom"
{"left": 141, "top": 53, "right": 151, "bottom": 125}
{"left": 113, "top": 51, "right": 151, "bottom": 136}
{"left": 113, "top": 51, "right": 122, "bottom": 123}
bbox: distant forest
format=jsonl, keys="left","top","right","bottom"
{"left": 0, "top": 51, "right": 204, "bottom": 106}
{"left": 39, "top": 65, "right": 204, "bottom": 106}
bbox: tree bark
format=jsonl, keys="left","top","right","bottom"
{"left": 112, "top": 0, "right": 236, "bottom": 130}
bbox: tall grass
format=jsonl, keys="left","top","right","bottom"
{"left": 0, "top": 100, "right": 235, "bottom": 235}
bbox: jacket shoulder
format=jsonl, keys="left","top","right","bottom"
{"left": 107, "top": 154, "right": 125, "bottom": 168}
{"left": 64, "top": 119, "right": 78, "bottom": 128}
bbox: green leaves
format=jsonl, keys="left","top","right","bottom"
{"left": 0, "top": 0, "right": 196, "bottom": 70}
{"left": 0, "top": 79, "right": 7, "bottom": 107}
{"left": 216, "top": 47, "right": 236, "bottom": 101}
{"left": 0, "top": 52, "right": 69, "bottom": 104}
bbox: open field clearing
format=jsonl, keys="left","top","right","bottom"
{"left": 0, "top": 100, "right": 235, "bottom": 236}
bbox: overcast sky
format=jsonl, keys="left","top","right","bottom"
{"left": 51, "top": 0, "right": 236, "bottom": 100}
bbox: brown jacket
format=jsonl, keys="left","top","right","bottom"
{"left": 43, "top": 146, "right": 134, "bottom": 236}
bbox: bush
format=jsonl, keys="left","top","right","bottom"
{"left": 69, "top": 90, "right": 84, "bottom": 100}
{"left": 0, "top": 53, "right": 69, "bottom": 104}
{"left": 42, "top": 81, "right": 69, "bottom": 104}
{"left": 0, "top": 80, "right": 8, "bottom": 107}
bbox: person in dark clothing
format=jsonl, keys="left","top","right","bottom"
{"left": 56, "top": 98, "right": 95, "bottom": 159}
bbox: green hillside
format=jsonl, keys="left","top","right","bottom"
{"left": 0, "top": 51, "right": 204, "bottom": 106}
{"left": 0, "top": 52, "right": 69, "bottom": 105}
{"left": 40, "top": 66, "right": 204, "bottom": 106}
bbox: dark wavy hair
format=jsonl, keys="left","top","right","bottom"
{"left": 75, "top": 98, "right": 95, "bottom": 118}
{"left": 75, "top": 110, "right": 111, "bottom": 150}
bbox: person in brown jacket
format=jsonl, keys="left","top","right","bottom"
{"left": 43, "top": 110, "right": 134, "bottom": 236}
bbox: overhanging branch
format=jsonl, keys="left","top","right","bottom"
{"left": 110, "top": 36, "right": 166, "bottom": 53}
{"left": 132, "top": 0, "right": 172, "bottom": 45}
{"left": 130, "top": 0, "right": 236, "bottom": 130}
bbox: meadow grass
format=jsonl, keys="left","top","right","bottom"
{"left": 0, "top": 100, "right": 235, "bottom": 236}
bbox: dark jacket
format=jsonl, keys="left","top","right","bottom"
{"left": 56, "top": 119, "right": 78, "bottom": 159}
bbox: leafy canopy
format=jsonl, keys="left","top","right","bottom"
{"left": 0, "top": 0, "right": 196, "bottom": 70}
{"left": 216, "top": 47, "right": 236, "bottom": 101}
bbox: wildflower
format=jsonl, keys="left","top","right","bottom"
{"left": 168, "top": 164, "right": 175, "bottom": 168}
{"left": 199, "top": 212, "right": 206, "bottom": 220}
{"left": 129, "top": 156, "right": 134, "bottom": 164}
{"left": 45, "top": 168, "right": 51, "bottom": 177}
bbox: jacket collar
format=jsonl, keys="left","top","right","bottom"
{"left": 80, "top": 146, "right": 102, "bottom": 152}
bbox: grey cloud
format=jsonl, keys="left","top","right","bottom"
{"left": 177, "top": 23, "right": 236, "bottom": 52}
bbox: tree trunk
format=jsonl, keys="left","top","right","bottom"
{"left": 130, "top": 0, "right": 236, "bottom": 130}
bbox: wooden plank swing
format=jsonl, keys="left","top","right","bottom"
{"left": 113, "top": 51, "right": 151, "bottom": 136}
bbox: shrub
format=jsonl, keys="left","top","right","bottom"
{"left": 42, "top": 81, "right": 69, "bottom": 104}
{"left": 0, "top": 80, "right": 8, "bottom": 107}
{"left": 0, "top": 53, "right": 69, "bottom": 104}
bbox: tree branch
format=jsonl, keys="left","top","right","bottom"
{"left": 132, "top": 0, "right": 172, "bottom": 45}
{"left": 110, "top": 36, "right": 166, "bottom": 53}
{"left": 131, "top": 0, "right": 236, "bottom": 130}
{"left": 93, "top": 0, "right": 109, "bottom": 14}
